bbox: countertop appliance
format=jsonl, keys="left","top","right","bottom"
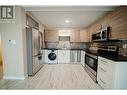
{"left": 44, "top": 49, "right": 58, "bottom": 64}
{"left": 26, "top": 27, "right": 43, "bottom": 76}
{"left": 85, "top": 50, "right": 98, "bottom": 82}
{"left": 92, "top": 26, "right": 110, "bottom": 41}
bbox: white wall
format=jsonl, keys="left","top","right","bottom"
{"left": 0, "top": 6, "right": 27, "bottom": 79}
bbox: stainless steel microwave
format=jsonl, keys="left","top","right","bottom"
{"left": 92, "top": 26, "right": 110, "bottom": 41}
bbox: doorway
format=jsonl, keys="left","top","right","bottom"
{"left": 0, "top": 33, "right": 3, "bottom": 79}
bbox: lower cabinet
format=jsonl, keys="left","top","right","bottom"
{"left": 58, "top": 50, "right": 85, "bottom": 64}
{"left": 81, "top": 50, "right": 85, "bottom": 67}
{"left": 77, "top": 50, "right": 81, "bottom": 63}
{"left": 70, "top": 50, "right": 77, "bottom": 63}
{"left": 97, "top": 56, "right": 127, "bottom": 89}
{"left": 70, "top": 50, "right": 82, "bottom": 64}
{"left": 58, "top": 50, "right": 70, "bottom": 63}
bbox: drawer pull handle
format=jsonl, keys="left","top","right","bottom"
{"left": 99, "top": 67, "right": 107, "bottom": 72}
{"left": 101, "top": 60, "right": 107, "bottom": 63}
{"left": 100, "top": 78, "right": 106, "bottom": 84}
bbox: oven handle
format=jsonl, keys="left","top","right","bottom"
{"left": 85, "top": 53, "right": 97, "bottom": 59}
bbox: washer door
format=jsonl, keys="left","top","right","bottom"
{"left": 48, "top": 53, "right": 56, "bottom": 61}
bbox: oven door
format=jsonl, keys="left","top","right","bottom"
{"left": 85, "top": 54, "right": 97, "bottom": 71}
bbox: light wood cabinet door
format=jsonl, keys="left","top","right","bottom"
{"left": 70, "top": 30, "right": 80, "bottom": 42}
{"left": 87, "top": 26, "right": 93, "bottom": 42}
{"left": 44, "top": 30, "right": 59, "bottom": 42}
{"left": 86, "top": 13, "right": 111, "bottom": 41}
{"left": 95, "top": 13, "right": 111, "bottom": 31}
{"left": 111, "top": 7, "right": 127, "bottom": 39}
{"left": 100, "top": 13, "right": 111, "bottom": 27}
{"left": 80, "top": 29, "right": 89, "bottom": 42}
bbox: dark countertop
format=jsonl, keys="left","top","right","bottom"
{"left": 43, "top": 48, "right": 85, "bottom": 50}
{"left": 43, "top": 48, "right": 127, "bottom": 61}
{"left": 98, "top": 54, "right": 127, "bottom": 62}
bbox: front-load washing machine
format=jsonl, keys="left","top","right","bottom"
{"left": 44, "top": 49, "right": 58, "bottom": 64}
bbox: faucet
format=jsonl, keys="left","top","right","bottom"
{"left": 63, "top": 43, "right": 66, "bottom": 49}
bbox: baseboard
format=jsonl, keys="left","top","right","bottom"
{"left": 3, "top": 76, "right": 26, "bottom": 80}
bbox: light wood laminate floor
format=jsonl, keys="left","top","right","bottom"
{"left": 0, "top": 64, "right": 101, "bottom": 89}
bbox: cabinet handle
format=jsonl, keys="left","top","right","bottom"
{"left": 99, "top": 67, "right": 107, "bottom": 72}
{"left": 101, "top": 60, "right": 107, "bottom": 64}
{"left": 100, "top": 78, "right": 106, "bottom": 84}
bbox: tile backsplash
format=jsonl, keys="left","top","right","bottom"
{"left": 44, "top": 40, "right": 127, "bottom": 56}
{"left": 89, "top": 40, "right": 127, "bottom": 56}
{"left": 45, "top": 42, "right": 89, "bottom": 49}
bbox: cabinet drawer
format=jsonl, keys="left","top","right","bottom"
{"left": 97, "top": 69, "right": 113, "bottom": 89}
{"left": 98, "top": 62, "right": 114, "bottom": 76}
{"left": 97, "top": 67, "right": 113, "bottom": 80}
{"left": 98, "top": 57, "right": 114, "bottom": 76}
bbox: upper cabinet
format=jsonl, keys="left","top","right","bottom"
{"left": 70, "top": 30, "right": 80, "bottom": 42}
{"left": 26, "top": 15, "right": 39, "bottom": 29}
{"left": 70, "top": 30, "right": 89, "bottom": 42}
{"left": 86, "top": 12, "right": 112, "bottom": 41}
{"left": 110, "top": 7, "right": 127, "bottom": 39}
{"left": 44, "top": 30, "right": 59, "bottom": 42}
{"left": 87, "top": 26, "right": 93, "bottom": 42}
{"left": 80, "top": 29, "right": 89, "bottom": 42}
{"left": 99, "top": 13, "right": 111, "bottom": 28}
{"left": 87, "top": 7, "right": 127, "bottom": 40}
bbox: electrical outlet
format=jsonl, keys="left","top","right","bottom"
{"left": 123, "top": 44, "right": 127, "bottom": 49}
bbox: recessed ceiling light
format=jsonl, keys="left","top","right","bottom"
{"left": 65, "top": 20, "right": 70, "bottom": 23}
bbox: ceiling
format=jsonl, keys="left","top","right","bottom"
{"left": 23, "top": 6, "right": 116, "bottom": 29}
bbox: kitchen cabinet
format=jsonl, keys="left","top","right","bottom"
{"left": 85, "top": 7, "right": 127, "bottom": 40}
{"left": 26, "top": 15, "right": 39, "bottom": 29}
{"left": 58, "top": 50, "right": 70, "bottom": 63}
{"left": 99, "top": 13, "right": 111, "bottom": 28}
{"left": 94, "top": 13, "right": 111, "bottom": 32}
{"left": 87, "top": 7, "right": 127, "bottom": 40}
{"left": 44, "top": 30, "right": 59, "bottom": 42}
{"left": 81, "top": 50, "right": 85, "bottom": 67}
{"left": 97, "top": 56, "right": 127, "bottom": 89}
{"left": 87, "top": 20, "right": 101, "bottom": 42}
{"left": 77, "top": 50, "right": 81, "bottom": 63}
{"left": 70, "top": 30, "right": 89, "bottom": 42}
{"left": 70, "top": 50, "right": 77, "bottom": 63}
{"left": 87, "top": 13, "right": 111, "bottom": 42}
{"left": 80, "top": 29, "right": 89, "bottom": 42}
{"left": 70, "top": 30, "right": 80, "bottom": 42}
{"left": 87, "top": 26, "right": 94, "bottom": 42}
{"left": 110, "top": 7, "right": 127, "bottom": 39}
{"left": 70, "top": 50, "right": 81, "bottom": 63}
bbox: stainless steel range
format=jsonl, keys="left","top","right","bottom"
{"left": 85, "top": 50, "right": 98, "bottom": 82}
{"left": 85, "top": 46, "right": 119, "bottom": 82}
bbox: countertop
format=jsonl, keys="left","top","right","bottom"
{"left": 43, "top": 48, "right": 85, "bottom": 50}
{"left": 43, "top": 48, "right": 127, "bottom": 62}
{"left": 98, "top": 54, "right": 127, "bottom": 62}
